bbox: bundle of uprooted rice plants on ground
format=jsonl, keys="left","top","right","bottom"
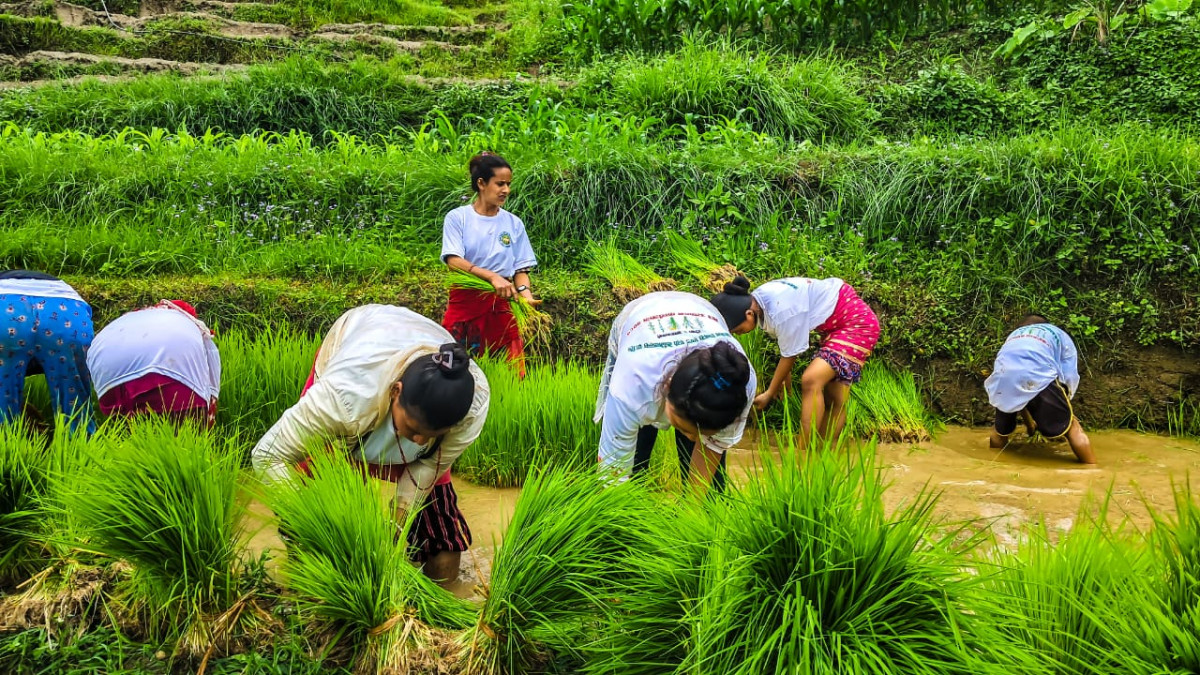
{"left": 665, "top": 231, "right": 742, "bottom": 293}
{"left": 0, "top": 421, "right": 51, "bottom": 589}
{"left": 846, "top": 360, "right": 941, "bottom": 442}
{"left": 461, "top": 468, "right": 668, "bottom": 674}
{"left": 447, "top": 270, "right": 552, "bottom": 348}
{"left": 583, "top": 239, "right": 675, "bottom": 302}
{"left": 58, "top": 420, "right": 249, "bottom": 655}
{"left": 263, "top": 448, "right": 475, "bottom": 674}
{"left": 215, "top": 328, "right": 321, "bottom": 445}
{"left": 588, "top": 440, "right": 1002, "bottom": 674}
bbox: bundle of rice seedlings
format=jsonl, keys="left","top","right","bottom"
{"left": 665, "top": 231, "right": 741, "bottom": 292}
{"left": 59, "top": 420, "right": 248, "bottom": 654}
{"left": 263, "top": 448, "right": 474, "bottom": 674}
{"left": 590, "top": 439, "right": 997, "bottom": 674}
{"left": 583, "top": 239, "right": 675, "bottom": 302}
{"left": 215, "top": 327, "right": 320, "bottom": 445}
{"left": 846, "top": 360, "right": 941, "bottom": 442}
{"left": 977, "top": 514, "right": 1161, "bottom": 674}
{"left": 1137, "top": 481, "right": 1200, "bottom": 670}
{"left": 447, "top": 270, "right": 552, "bottom": 348}
{"left": 461, "top": 468, "right": 666, "bottom": 675}
{"left": 0, "top": 420, "right": 49, "bottom": 588}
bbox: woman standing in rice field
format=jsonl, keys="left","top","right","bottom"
{"left": 595, "top": 291, "right": 755, "bottom": 493}
{"left": 711, "top": 275, "right": 880, "bottom": 451}
{"left": 0, "top": 269, "right": 95, "bottom": 434}
{"left": 253, "top": 304, "right": 489, "bottom": 588}
{"left": 86, "top": 300, "right": 221, "bottom": 427}
{"left": 440, "top": 151, "right": 539, "bottom": 376}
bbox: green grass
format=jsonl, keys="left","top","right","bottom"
{"left": 214, "top": 327, "right": 320, "bottom": 446}
{"left": 582, "top": 238, "right": 673, "bottom": 301}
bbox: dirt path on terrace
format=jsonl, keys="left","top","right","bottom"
{"left": 241, "top": 427, "right": 1200, "bottom": 599}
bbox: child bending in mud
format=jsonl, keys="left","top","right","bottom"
{"left": 984, "top": 315, "right": 1096, "bottom": 464}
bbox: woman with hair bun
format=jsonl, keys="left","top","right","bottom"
{"left": 253, "top": 304, "right": 490, "bottom": 587}
{"left": 440, "top": 151, "right": 539, "bottom": 374}
{"left": 710, "top": 276, "right": 880, "bottom": 450}
{"left": 595, "top": 291, "right": 755, "bottom": 493}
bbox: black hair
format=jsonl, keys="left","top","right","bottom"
{"left": 1018, "top": 314, "right": 1049, "bottom": 328}
{"left": 710, "top": 276, "right": 753, "bottom": 329}
{"left": 667, "top": 341, "right": 752, "bottom": 432}
{"left": 399, "top": 343, "right": 475, "bottom": 430}
{"left": 469, "top": 152, "right": 512, "bottom": 193}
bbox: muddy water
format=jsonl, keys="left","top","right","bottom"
{"left": 729, "top": 427, "right": 1200, "bottom": 547}
{"left": 242, "top": 428, "right": 1200, "bottom": 592}
{"left": 240, "top": 481, "right": 521, "bottom": 599}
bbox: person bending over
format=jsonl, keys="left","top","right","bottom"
{"left": 253, "top": 304, "right": 490, "bottom": 587}
{"left": 984, "top": 314, "right": 1095, "bottom": 464}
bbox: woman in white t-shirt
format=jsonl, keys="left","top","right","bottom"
{"left": 87, "top": 300, "right": 221, "bottom": 427}
{"left": 595, "top": 292, "right": 755, "bottom": 493}
{"left": 253, "top": 304, "right": 490, "bottom": 587}
{"left": 440, "top": 151, "right": 539, "bottom": 375}
{"left": 711, "top": 275, "right": 880, "bottom": 450}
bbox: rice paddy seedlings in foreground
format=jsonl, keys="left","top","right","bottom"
{"left": 665, "top": 231, "right": 741, "bottom": 292}
{"left": 0, "top": 421, "right": 50, "bottom": 587}
{"left": 462, "top": 468, "right": 666, "bottom": 674}
{"left": 215, "top": 328, "right": 321, "bottom": 445}
{"left": 59, "top": 420, "right": 247, "bottom": 653}
{"left": 583, "top": 239, "right": 675, "bottom": 302}
{"left": 263, "top": 448, "right": 473, "bottom": 673}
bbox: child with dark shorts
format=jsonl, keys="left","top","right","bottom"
{"left": 984, "top": 315, "right": 1096, "bottom": 464}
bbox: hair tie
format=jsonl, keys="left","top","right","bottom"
{"left": 432, "top": 351, "right": 454, "bottom": 370}
{"left": 710, "top": 373, "right": 730, "bottom": 391}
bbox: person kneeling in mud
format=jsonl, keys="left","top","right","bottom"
{"left": 984, "top": 314, "right": 1096, "bottom": 464}
{"left": 253, "top": 304, "right": 489, "bottom": 588}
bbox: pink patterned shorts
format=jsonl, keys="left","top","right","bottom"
{"left": 814, "top": 284, "right": 880, "bottom": 382}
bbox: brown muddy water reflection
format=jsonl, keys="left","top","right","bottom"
{"left": 243, "top": 427, "right": 1200, "bottom": 593}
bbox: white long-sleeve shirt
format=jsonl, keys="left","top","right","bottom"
{"left": 985, "top": 323, "right": 1080, "bottom": 413}
{"left": 87, "top": 305, "right": 221, "bottom": 402}
{"left": 594, "top": 292, "right": 756, "bottom": 476}
{"left": 252, "top": 305, "right": 490, "bottom": 507}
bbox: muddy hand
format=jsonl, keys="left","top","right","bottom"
{"left": 753, "top": 392, "right": 773, "bottom": 412}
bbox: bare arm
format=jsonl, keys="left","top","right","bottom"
{"left": 513, "top": 270, "right": 535, "bottom": 303}
{"left": 755, "top": 355, "right": 798, "bottom": 410}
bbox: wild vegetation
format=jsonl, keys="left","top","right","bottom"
{"left": 2, "top": 0, "right": 1200, "bottom": 669}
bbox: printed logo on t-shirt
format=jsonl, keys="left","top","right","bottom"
{"left": 498, "top": 231, "right": 513, "bottom": 247}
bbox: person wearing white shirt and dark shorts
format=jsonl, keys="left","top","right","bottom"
{"left": 984, "top": 315, "right": 1095, "bottom": 464}
{"left": 253, "top": 305, "right": 491, "bottom": 587}
{"left": 595, "top": 292, "right": 755, "bottom": 494}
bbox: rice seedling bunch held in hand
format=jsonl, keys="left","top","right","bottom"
{"left": 441, "top": 152, "right": 543, "bottom": 374}
{"left": 985, "top": 315, "right": 1095, "bottom": 464}
{"left": 59, "top": 419, "right": 245, "bottom": 651}
{"left": 445, "top": 270, "right": 551, "bottom": 349}
{"left": 88, "top": 299, "right": 221, "bottom": 428}
{"left": 264, "top": 448, "right": 474, "bottom": 674}
{"left": 456, "top": 357, "right": 603, "bottom": 487}
{"left": 665, "top": 231, "right": 741, "bottom": 293}
{"left": 584, "top": 239, "right": 675, "bottom": 302}
{"left": 712, "top": 275, "right": 880, "bottom": 453}
{"left": 462, "top": 467, "right": 666, "bottom": 675}
{"left": 253, "top": 305, "right": 489, "bottom": 589}
{"left": 596, "top": 291, "right": 755, "bottom": 495}
{"left": 0, "top": 270, "right": 96, "bottom": 435}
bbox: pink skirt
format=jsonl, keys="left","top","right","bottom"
{"left": 814, "top": 284, "right": 880, "bottom": 364}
